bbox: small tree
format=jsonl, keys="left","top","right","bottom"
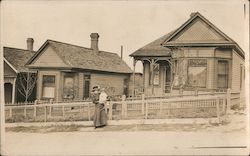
{"left": 171, "top": 50, "right": 188, "bottom": 91}
{"left": 17, "top": 72, "right": 37, "bottom": 103}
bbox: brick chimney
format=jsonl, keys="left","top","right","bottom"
{"left": 90, "top": 33, "right": 99, "bottom": 51}
{"left": 26, "top": 38, "right": 34, "bottom": 51}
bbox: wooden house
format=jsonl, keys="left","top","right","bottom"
{"left": 130, "top": 12, "right": 245, "bottom": 96}
{"left": 26, "top": 33, "right": 132, "bottom": 101}
{"left": 4, "top": 38, "right": 37, "bottom": 103}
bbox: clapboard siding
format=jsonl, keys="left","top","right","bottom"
{"left": 231, "top": 50, "right": 245, "bottom": 92}
{"left": 206, "top": 58, "right": 214, "bottom": 89}
{"left": 215, "top": 48, "right": 232, "bottom": 58}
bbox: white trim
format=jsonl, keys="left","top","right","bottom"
{"left": 3, "top": 58, "right": 18, "bottom": 73}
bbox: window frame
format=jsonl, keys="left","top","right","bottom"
{"left": 42, "top": 75, "right": 56, "bottom": 99}
{"left": 217, "top": 60, "right": 229, "bottom": 89}
{"left": 63, "top": 73, "right": 75, "bottom": 99}
{"left": 187, "top": 59, "right": 207, "bottom": 88}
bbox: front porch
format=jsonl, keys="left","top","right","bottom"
{"left": 132, "top": 57, "right": 173, "bottom": 96}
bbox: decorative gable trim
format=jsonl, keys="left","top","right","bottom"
{"left": 161, "top": 12, "right": 234, "bottom": 45}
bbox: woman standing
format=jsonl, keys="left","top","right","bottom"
{"left": 91, "top": 86, "right": 107, "bottom": 128}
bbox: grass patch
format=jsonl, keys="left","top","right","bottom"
{"left": 6, "top": 123, "right": 215, "bottom": 133}
{"left": 6, "top": 124, "right": 85, "bottom": 133}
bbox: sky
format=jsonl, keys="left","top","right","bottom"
{"left": 1, "top": 0, "right": 249, "bottom": 72}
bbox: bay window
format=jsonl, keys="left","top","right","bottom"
{"left": 188, "top": 59, "right": 207, "bottom": 88}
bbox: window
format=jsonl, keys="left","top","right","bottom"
{"left": 188, "top": 59, "right": 207, "bottom": 88}
{"left": 83, "top": 74, "right": 91, "bottom": 98}
{"left": 63, "top": 75, "right": 74, "bottom": 99}
{"left": 150, "top": 63, "right": 160, "bottom": 85}
{"left": 42, "top": 75, "right": 55, "bottom": 99}
{"left": 217, "top": 60, "right": 228, "bottom": 88}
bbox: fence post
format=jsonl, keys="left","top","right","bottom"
{"left": 34, "top": 100, "right": 37, "bottom": 119}
{"left": 44, "top": 105, "right": 47, "bottom": 122}
{"left": 145, "top": 101, "right": 148, "bottom": 119}
{"left": 195, "top": 88, "right": 198, "bottom": 96}
{"left": 24, "top": 103, "right": 27, "bottom": 118}
{"left": 9, "top": 107, "right": 12, "bottom": 118}
{"left": 109, "top": 102, "right": 113, "bottom": 120}
{"left": 121, "top": 95, "right": 127, "bottom": 119}
{"left": 62, "top": 106, "right": 65, "bottom": 118}
{"left": 216, "top": 97, "right": 220, "bottom": 123}
{"left": 49, "top": 99, "right": 53, "bottom": 117}
{"left": 87, "top": 103, "right": 91, "bottom": 121}
{"left": 226, "top": 88, "right": 231, "bottom": 112}
{"left": 222, "top": 98, "right": 226, "bottom": 114}
{"left": 159, "top": 101, "right": 162, "bottom": 116}
{"left": 141, "top": 94, "right": 145, "bottom": 115}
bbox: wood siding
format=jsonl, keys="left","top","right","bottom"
{"left": 32, "top": 46, "right": 68, "bottom": 67}
{"left": 231, "top": 50, "right": 245, "bottom": 92}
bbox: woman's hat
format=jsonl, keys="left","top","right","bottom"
{"left": 92, "top": 85, "right": 100, "bottom": 90}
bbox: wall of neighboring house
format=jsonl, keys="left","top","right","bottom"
{"left": 128, "top": 73, "right": 143, "bottom": 96}
{"left": 89, "top": 72, "right": 130, "bottom": 96}
{"left": 4, "top": 61, "right": 16, "bottom": 103}
{"left": 231, "top": 50, "right": 245, "bottom": 92}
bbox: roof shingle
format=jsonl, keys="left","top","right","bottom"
{"left": 29, "top": 40, "right": 132, "bottom": 74}
{"left": 129, "top": 31, "right": 175, "bottom": 57}
{"left": 4, "top": 47, "right": 36, "bottom": 72}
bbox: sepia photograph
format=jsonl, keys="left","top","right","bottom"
{"left": 0, "top": 0, "right": 249, "bottom": 155}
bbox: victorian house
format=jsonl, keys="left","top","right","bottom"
{"left": 130, "top": 12, "right": 245, "bottom": 96}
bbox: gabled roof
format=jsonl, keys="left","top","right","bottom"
{"left": 130, "top": 12, "right": 245, "bottom": 59}
{"left": 27, "top": 40, "right": 132, "bottom": 74}
{"left": 162, "top": 12, "right": 234, "bottom": 44}
{"left": 4, "top": 47, "right": 36, "bottom": 72}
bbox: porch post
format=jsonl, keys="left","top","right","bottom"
{"left": 11, "top": 77, "right": 16, "bottom": 104}
{"left": 170, "top": 59, "right": 173, "bottom": 92}
{"left": 132, "top": 58, "right": 136, "bottom": 97}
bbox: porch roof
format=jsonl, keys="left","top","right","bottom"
{"left": 129, "top": 31, "right": 175, "bottom": 57}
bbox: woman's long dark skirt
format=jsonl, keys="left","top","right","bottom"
{"left": 93, "top": 103, "right": 107, "bottom": 127}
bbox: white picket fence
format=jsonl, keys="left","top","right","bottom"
{"left": 5, "top": 94, "right": 229, "bottom": 123}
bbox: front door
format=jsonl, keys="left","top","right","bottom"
{"left": 83, "top": 74, "right": 91, "bottom": 98}
{"left": 4, "top": 83, "right": 13, "bottom": 103}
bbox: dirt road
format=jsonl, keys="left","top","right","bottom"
{"left": 3, "top": 113, "right": 249, "bottom": 155}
